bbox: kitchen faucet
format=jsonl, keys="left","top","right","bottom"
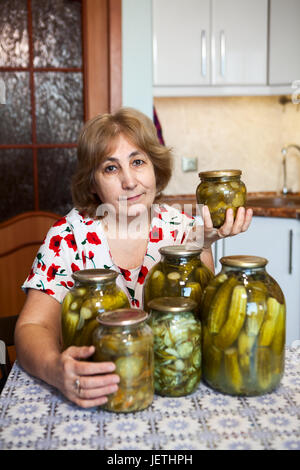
{"left": 281, "top": 144, "right": 300, "bottom": 195}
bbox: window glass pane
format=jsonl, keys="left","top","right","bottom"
{"left": 32, "top": 0, "right": 82, "bottom": 68}
{"left": 38, "top": 147, "right": 77, "bottom": 215}
{"left": 35, "top": 72, "right": 83, "bottom": 144}
{"left": 0, "top": 149, "right": 34, "bottom": 222}
{"left": 0, "top": 72, "right": 32, "bottom": 144}
{"left": 0, "top": 0, "right": 29, "bottom": 67}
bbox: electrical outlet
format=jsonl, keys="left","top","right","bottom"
{"left": 181, "top": 157, "right": 198, "bottom": 172}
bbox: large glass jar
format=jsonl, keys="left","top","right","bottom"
{"left": 92, "top": 308, "right": 154, "bottom": 413}
{"left": 196, "top": 169, "right": 247, "bottom": 228}
{"left": 143, "top": 245, "right": 214, "bottom": 316}
{"left": 148, "top": 296, "right": 201, "bottom": 397}
{"left": 202, "top": 255, "right": 286, "bottom": 396}
{"left": 61, "top": 269, "right": 129, "bottom": 349}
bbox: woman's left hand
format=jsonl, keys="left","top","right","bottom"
{"left": 203, "top": 205, "right": 253, "bottom": 249}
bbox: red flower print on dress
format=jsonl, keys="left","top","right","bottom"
{"left": 47, "top": 263, "right": 60, "bottom": 282}
{"left": 138, "top": 265, "right": 148, "bottom": 285}
{"left": 170, "top": 230, "right": 178, "bottom": 241}
{"left": 120, "top": 268, "right": 132, "bottom": 281}
{"left": 49, "top": 235, "right": 63, "bottom": 256}
{"left": 71, "top": 263, "right": 80, "bottom": 272}
{"left": 86, "top": 232, "right": 101, "bottom": 245}
{"left": 45, "top": 289, "right": 55, "bottom": 296}
{"left": 27, "top": 268, "right": 35, "bottom": 281}
{"left": 53, "top": 217, "right": 67, "bottom": 227}
{"left": 149, "top": 225, "right": 163, "bottom": 243}
{"left": 132, "top": 299, "right": 140, "bottom": 307}
{"left": 64, "top": 233, "right": 77, "bottom": 252}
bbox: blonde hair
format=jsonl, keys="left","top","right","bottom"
{"left": 71, "top": 107, "right": 173, "bottom": 217}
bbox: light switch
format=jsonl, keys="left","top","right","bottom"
{"left": 181, "top": 156, "right": 198, "bottom": 172}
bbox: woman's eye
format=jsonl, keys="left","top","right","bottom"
{"left": 133, "top": 159, "right": 144, "bottom": 166}
{"left": 104, "top": 165, "right": 117, "bottom": 173}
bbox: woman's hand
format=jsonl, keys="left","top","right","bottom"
{"left": 203, "top": 205, "right": 253, "bottom": 249}
{"left": 55, "top": 345, "right": 120, "bottom": 408}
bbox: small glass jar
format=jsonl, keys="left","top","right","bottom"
{"left": 143, "top": 245, "right": 214, "bottom": 316}
{"left": 196, "top": 169, "right": 247, "bottom": 228}
{"left": 202, "top": 255, "right": 286, "bottom": 396}
{"left": 61, "top": 269, "right": 129, "bottom": 349}
{"left": 92, "top": 308, "right": 154, "bottom": 413}
{"left": 148, "top": 296, "right": 201, "bottom": 397}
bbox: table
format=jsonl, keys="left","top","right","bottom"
{"left": 0, "top": 348, "right": 299, "bottom": 450}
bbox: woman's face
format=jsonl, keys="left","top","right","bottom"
{"left": 92, "top": 133, "right": 157, "bottom": 220}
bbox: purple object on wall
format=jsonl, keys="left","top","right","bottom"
{"left": 153, "top": 106, "right": 165, "bottom": 146}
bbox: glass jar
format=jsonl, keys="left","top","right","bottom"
{"left": 202, "top": 255, "right": 286, "bottom": 396}
{"left": 92, "top": 308, "right": 154, "bottom": 413}
{"left": 196, "top": 169, "right": 247, "bottom": 228}
{"left": 61, "top": 269, "right": 129, "bottom": 349}
{"left": 143, "top": 245, "right": 214, "bottom": 316}
{"left": 148, "top": 296, "right": 201, "bottom": 397}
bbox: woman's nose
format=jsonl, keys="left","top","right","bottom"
{"left": 121, "top": 168, "right": 137, "bottom": 190}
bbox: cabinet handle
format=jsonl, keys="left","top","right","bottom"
{"left": 214, "top": 242, "right": 218, "bottom": 269}
{"left": 289, "top": 229, "right": 293, "bottom": 274}
{"left": 201, "top": 30, "right": 207, "bottom": 77}
{"left": 220, "top": 30, "right": 226, "bottom": 77}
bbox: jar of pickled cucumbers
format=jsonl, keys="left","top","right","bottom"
{"left": 148, "top": 297, "right": 201, "bottom": 397}
{"left": 201, "top": 255, "right": 286, "bottom": 396}
{"left": 196, "top": 169, "right": 247, "bottom": 228}
{"left": 143, "top": 245, "right": 214, "bottom": 316}
{"left": 92, "top": 308, "right": 154, "bottom": 413}
{"left": 61, "top": 269, "right": 130, "bottom": 349}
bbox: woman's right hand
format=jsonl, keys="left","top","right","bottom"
{"left": 55, "top": 345, "right": 120, "bottom": 408}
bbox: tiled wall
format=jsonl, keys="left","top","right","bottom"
{"left": 154, "top": 96, "right": 300, "bottom": 195}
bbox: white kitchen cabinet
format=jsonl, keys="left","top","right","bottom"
{"left": 153, "top": 0, "right": 211, "bottom": 86}
{"left": 211, "top": 0, "right": 267, "bottom": 85}
{"left": 153, "top": 0, "right": 267, "bottom": 88}
{"left": 216, "top": 216, "right": 300, "bottom": 346}
{"left": 269, "top": 0, "right": 300, "bottom": 85}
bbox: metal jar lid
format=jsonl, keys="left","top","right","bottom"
{"left": 97, "top": 308, "right": 149, "bottom": 326}
{"left": 147, "top": 297, "right": 197, "bottom": 313}
{"left": 72, "top": 268, "right": 118, "bottom": 284}
{"left": 220, "top": 255, "right": 268, "bottom": 268}
{"left": 198, "top": 169, "right": 242, "bottom": 179}
{"left": 159, "top": 245, "right": 202, "bottom": 257}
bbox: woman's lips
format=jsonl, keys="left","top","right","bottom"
{"left": 125, "top": 193, "right": 144, "bottom": 202}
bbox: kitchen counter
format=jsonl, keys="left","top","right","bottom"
{"left": 0, "top": 349, "right": 299, "bottom": 450}
{"left": 160, "top": 193, "right": 300, "bottom": 220}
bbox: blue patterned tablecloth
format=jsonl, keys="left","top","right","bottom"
{"left": 0, "top": 348, "right": 299, "bottom": 450}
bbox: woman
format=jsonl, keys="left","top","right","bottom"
{"left": 15, "top": 107, "right": 252, "bottom": 408}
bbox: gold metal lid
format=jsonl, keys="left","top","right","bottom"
{"left": 97, "top": 308, "right": 149, "bottom": 326}
{"left": 220, "top": 255, "right": 268, "bottom": 268}
{"left": 159, "top": 244, "right": 202, "bottom": 257}
{"left": 198, "top": 169, "right": 242, "bottom": 179}
{"left": 72, "top": 268, "right": 118, "bottom": 284}
{"left": 147, "top": 297, "right": 197, "bottom": 313}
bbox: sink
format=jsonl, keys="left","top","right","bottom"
{"left": 247, "top": 195, "right": 300, "bottom": 208}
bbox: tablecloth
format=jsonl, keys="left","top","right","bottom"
{"left": 0, "top": 348, "right": 299, "bottom": 450}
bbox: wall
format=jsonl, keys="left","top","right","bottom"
{"left": 154, "top": 96, "right": 300, "bottom": 195}
{"left": 122, "top": 0, "right": 153, "bottom": 118}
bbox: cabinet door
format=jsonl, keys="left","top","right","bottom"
{"left": 223, "top": 217, "right": 300, "bottom": 346}
{"left": 211, "top": 0, "right": 268, "bottom": 85}
{"left": 269, "top": 0, "right": 300, "bottom": 85}
{"left": 152, "top": 0, "right": 210, "bottom": 86}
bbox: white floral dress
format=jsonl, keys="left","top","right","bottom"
{"left": 22, "top": 204, "right": 203, "bottom": 308}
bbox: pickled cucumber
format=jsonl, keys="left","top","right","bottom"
{"left": 257, "top": 347, "right": 272, "bottom": 391}
{"left": 184, "top": 282, "right": 202, "bottom": 305}
{"left": 62, "top": 311, "right": 79, "bottom": 348}
{"left": 214, "top": 285, "right": 247, "bottom": 350}
{"left": 207, "top": 276, "right": 238, "bottom": 334}
{"left": 224, "top": 347, "right": 243, "bottom": 394}
{"left": 245, "top": 281, "right": 267, "bottom": 336}
{"left": 258, "top": 297, "right": 281, "bottom": 347}
{"left": 150, "top": 270, "right": 165, "bottom": 298}
{"left": 238, "top": 330, "right": 256, "bottom": 377}
{"left": 271, "top": 303, "right": 286, "bottom": 355}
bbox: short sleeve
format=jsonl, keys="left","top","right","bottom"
{"left": 22, "top": 217, "right": 79, "bottom": 304}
